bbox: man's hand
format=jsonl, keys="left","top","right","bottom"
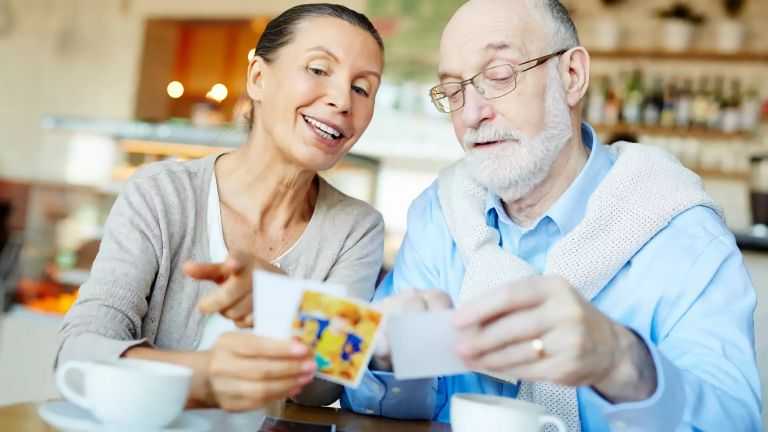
{"left": 184, "top": 253, "right": 285, "bottom": 328}
{"left": 373, "top": 289, "right": 453, "bottom": 371}
{"left": 453, "top": 276, "right": 657, "bottom": 403}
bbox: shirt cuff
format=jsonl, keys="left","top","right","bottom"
{"left": 341, "top": 368, "right": 437, "bottom": 420}
{"left": 581, "top": 332, "right": 685, "bottom": 431}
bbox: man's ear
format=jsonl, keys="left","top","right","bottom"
{"left": 246, "top": 56, "right": 267, "bottom": 102}
{"left": 559, "top": 47, "right": 590, "bottom": 108}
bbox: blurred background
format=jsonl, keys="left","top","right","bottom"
{"left": 0, "top": 0, "right": 767, "bottom": 425}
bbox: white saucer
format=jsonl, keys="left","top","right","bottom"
{"left": 37, "top": 400, "right": 211, "bottom": 432}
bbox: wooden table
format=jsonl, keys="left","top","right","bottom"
{"left": 0, "top": 400, "right": 451, "bottom": 432}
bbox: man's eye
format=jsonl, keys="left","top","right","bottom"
{"left": 487, "top": 72, "right": 514, "bottom": 82}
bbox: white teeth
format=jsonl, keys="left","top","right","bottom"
{"left": 303, "top": 115, "right": 341, "bottom": 138}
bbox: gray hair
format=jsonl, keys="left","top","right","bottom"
{"left": 535, "top": 0, "right": 580, "bottom": 51}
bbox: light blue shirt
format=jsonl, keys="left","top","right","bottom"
{"left": 342, "top": 124, "right": 762, "bottom": 431}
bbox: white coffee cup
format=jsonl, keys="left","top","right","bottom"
{"left": 55, "top": 358, "right": 192, "bottom": 428}
{"left": 451, "top": 393, "right": 567, "bottom": 432}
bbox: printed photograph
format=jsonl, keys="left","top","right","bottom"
{"left": 292, "top": 290, "right": 383, "bottom": 387}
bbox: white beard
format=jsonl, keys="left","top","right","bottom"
{"left": 462, "top": 64, "right": 573, "bottom": 202}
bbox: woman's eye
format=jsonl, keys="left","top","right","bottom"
{"left": 352, "top": 86, "right": 369, "bottom": 97}
{"left": 308, "top": 67, "right": 326, "bottom": 76}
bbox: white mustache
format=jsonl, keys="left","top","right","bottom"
{"left": 462, "top": 125, "right": 521, "bottom": 149}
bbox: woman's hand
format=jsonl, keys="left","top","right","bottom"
{"left": 208, "top": 333, "right": 316, "bottom": 411}
{"left": 184, "top": 254, "right": 285, "bottom": 327}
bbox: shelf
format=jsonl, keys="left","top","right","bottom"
{"left": 593, "top": 124, "right": 755, "bottom": 140}
{"left": 41, "top": 116, "right": 246, "bottom": 147}
{"left": 588, "top": 49, "right": 768, "bottom": 62}
{"left": 692, "top": 168, "right": 747, "bottom": 181}
{"left": 118, "top": 139, "right": 232, "bottom": 158}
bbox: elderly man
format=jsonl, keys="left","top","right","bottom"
{"left": 341, "top": 0, "right": 762, "bottom": 430}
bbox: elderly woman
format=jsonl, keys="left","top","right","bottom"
{"left": 56, "top": 3, "right": 385, "bottom": 412}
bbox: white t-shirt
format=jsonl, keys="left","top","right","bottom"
{"left": 197, "top": 171, "right": 237, "bottom": 350}
{"left": 197, "top": 170, "right": 294, "bottom": 350}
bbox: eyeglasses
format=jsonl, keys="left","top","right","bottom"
{"left": 428, "top": 49, "right": 567, "bottom": 113}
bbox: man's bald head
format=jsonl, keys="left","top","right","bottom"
{"left": 441, "top": 0, "right": 578, "bottom": 57}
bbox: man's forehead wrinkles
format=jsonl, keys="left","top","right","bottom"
{"left": 439, "top": 35, "right": 527, "bottom": 80}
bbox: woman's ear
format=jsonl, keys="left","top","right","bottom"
{"left": 246, "top": 57, "right": 267, "bottom": 102}
{"left": 560, "top": 47, "right": 590, "bottom": 109}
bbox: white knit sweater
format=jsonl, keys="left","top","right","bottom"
{"left": 437, "top": 141, "right": 723, "bottom": 431}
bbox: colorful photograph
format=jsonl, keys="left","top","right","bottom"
{"left": 292, "top": 290, "right": 383, "bottom": 387}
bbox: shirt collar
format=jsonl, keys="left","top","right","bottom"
{"left": 485, "top": 122, "right": 614, "bottom": 236}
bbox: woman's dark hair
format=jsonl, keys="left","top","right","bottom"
{"left": 256, "top": 3, "right": 383, "bottom": 61}
{"left": 245, "top": 3, "right": 384, "bottom": 130}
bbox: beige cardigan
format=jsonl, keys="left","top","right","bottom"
{"left": 56, "top": 155, "right": 384, "bottom": 405}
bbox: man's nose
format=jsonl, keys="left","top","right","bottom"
{"left": 461, "top": 84, "right": 494, "bottom": 129}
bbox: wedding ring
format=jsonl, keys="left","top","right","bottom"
{"left": 531, "top": 338, "right": 546, "bottom": 359}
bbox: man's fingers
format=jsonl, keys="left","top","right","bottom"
{"left": 423, "top": 289, "right": 453, "bottom": 310}
{"left": 505, "top": 354, "right": 591, "bottom": 387}
{"left": 455, "top": 304, "right": 552, "bottom": 358}
{"left": 377, "top": 289, "right": 426, "bottom": 314}
{"left": 464, "top": 335, "right": 547, "bottom": 372}
{"left": 454, "top": 279, "right": 546, "bottom": 328}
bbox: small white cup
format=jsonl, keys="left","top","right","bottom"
{"left": 451, "top": 393, "right": 567, "bottom": 432}
{"left": 55, "top": 359, "right": 192, "bottom": 428}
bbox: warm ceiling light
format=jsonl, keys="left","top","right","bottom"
{"left": 166, "top": 81, "right": 184, "bottom": 99}
{"left": 206, "top": 83, "right": 228, "bottom": 102}
{"left": 248, "top": 48, "right": 255, "bottom": 61}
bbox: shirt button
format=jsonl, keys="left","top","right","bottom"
{"left": 390, "top": 387, "right": 401, "bottom": 394}
{"left": 365, "top": 409, "right": 375, "bottom": 414}
{"left": 612, "top": 420, "right": 628, "bottom": 430}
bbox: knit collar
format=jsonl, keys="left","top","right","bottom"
{"left": 484, "top": 122, "right": 613, "bottom": 237}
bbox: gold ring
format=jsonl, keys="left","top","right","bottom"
{"left": 531, "top": 338, "right": 545, "bottom": 359}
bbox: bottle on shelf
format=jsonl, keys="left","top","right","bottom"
{"left": 741, "top": 84, "right": 761, "bottom": 132}
{"left": 691, "top": 76, "right": 711, "bottom": 129}
{"left": 675, "top": 78, "right": 694, "bottom": 130}
{"left": 604, "top": 77, "right": 621, "bottom": 126}
{"left": 621, "top": 69, "right": 644, "bottom": 124}
{"left": 587, "top": 70, "right": 764, "bottom": 137}
{"left": 721, "top": 79, "right": 742, "bottom": 134}
{"left": 707, "top": 76, "right": 725, "bottom": 130}
{"left": 660, "top": 77, "right": 679, "bottom": 129}
{"left": 642, "top": 76, "right": 664, "bottom": 126}
{"left": 585, "top": 76, "right": 607, "bottom": 125}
